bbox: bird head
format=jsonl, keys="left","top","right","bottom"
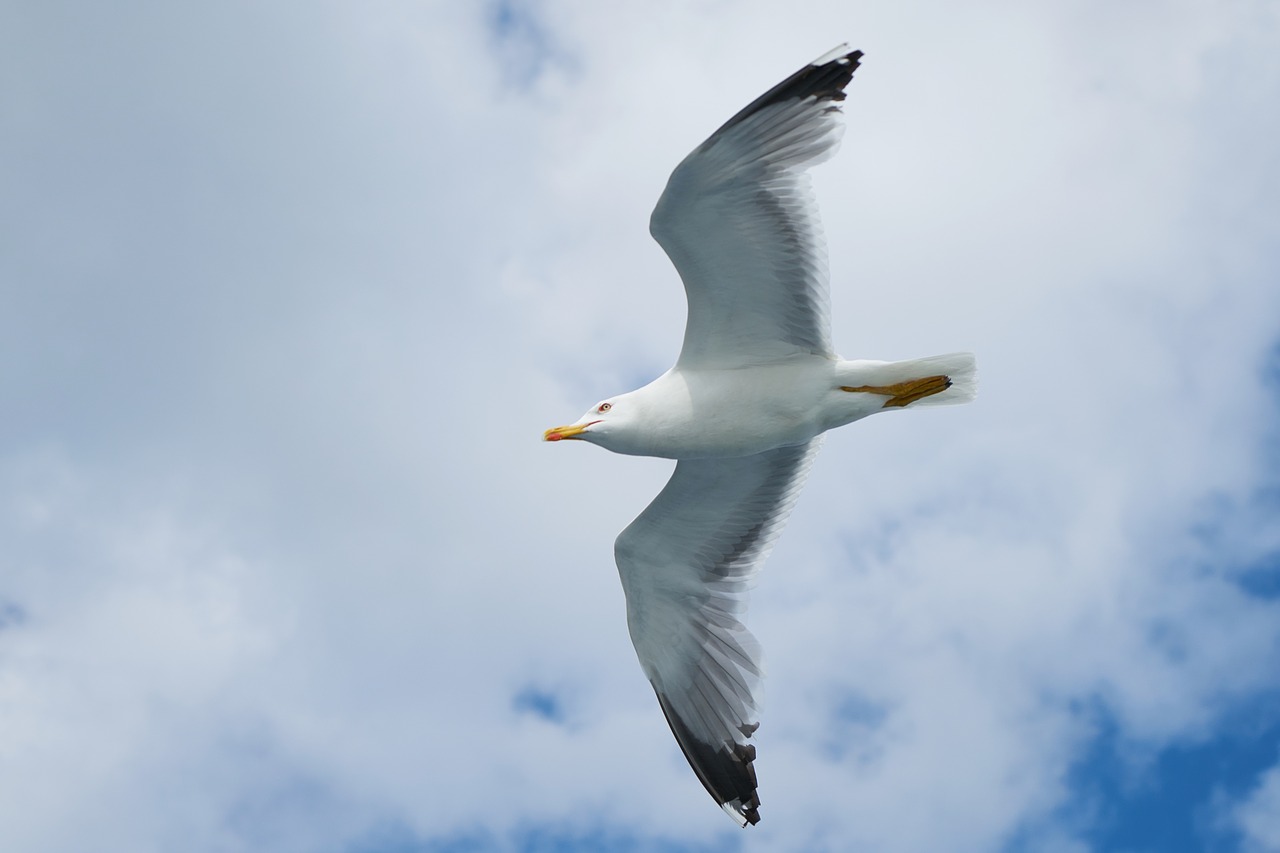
{"left": 545, "top": 381, "right": 650, "bottom": 445}
{"left": 544, "top": 397, "right": 624, "bottom": 446}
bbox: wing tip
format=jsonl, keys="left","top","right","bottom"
{"left": 654, "top": 688, "right": 764, "bottom": 827}
{"left": 722, "top": 793, "right": 762, "bottom": 827}
{"left": 799, "top": 45, "right": 864, "bottom": 104}
{"left": 760, "top": 44, "right": 864, "bottom": 108}
{"left": 810, "top": 44, "right": 864, "bottom": 75}
{"left": 709, "top": 44, "right": 864, "bottom": 138}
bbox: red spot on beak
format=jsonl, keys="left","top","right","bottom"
{"left": 546, "top": 432, "right": 562, "bottom": 442}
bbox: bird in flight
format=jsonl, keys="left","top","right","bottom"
{"left": 544, "top": 45, "right": 976, "bottom": 826}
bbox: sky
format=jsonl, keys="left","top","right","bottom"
{"left": 2, "top": 1, "right": 1279, "bottom": 851}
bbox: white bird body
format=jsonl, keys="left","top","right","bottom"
{"left": 587, "top": 360, "right": 830, "bottom": 459}
{"left": 572, "top": 353, "right": 975, "bottom": 459}
{"left": 544, "top": 46, "right": 976, "bottom": 827}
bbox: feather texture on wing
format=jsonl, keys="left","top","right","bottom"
{"left": 614, "top": 439, "right": 822, "bottom": 826}
{"left": 650, "top": 48, "right": 863, "bottom": 369}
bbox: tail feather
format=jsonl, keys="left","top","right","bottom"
{"left": 840, "top": 352, "right": 978, "bottom": 407}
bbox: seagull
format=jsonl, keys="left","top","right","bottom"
{"left": 544, "top": 45, "right": 976, "bottom": 826}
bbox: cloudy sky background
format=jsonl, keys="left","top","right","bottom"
{"left": 3, "top": 1, "right": 1280, "bottom": 851}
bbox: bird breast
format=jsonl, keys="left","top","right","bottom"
{"left": 621, "top": 360, "right": 835, "bottom": 459}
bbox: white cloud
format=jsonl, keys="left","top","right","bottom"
{"left": 1233, "top": 759, "right": 1280, "bottom": 852}
{"left": 2, "top": 1, "right": 1279, "bottom": 851}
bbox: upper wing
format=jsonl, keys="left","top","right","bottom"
{"left": 650, "top": 46, "right": 862, "bottom": 369}
{"left": 614, "top": 439, "right": 822, "bottom": 826}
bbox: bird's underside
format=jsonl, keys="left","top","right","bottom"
{"left": 543, "top": 44, "right": 977, "bottom": 827}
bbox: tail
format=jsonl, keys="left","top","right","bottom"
{"left": 904, "top": 352, "right": 977, "bottom": 406}
{"left": 839, "top": 352, "right": 978, "bottom": 408}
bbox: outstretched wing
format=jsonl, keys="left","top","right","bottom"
{"left": 650, "top": 46, "right": 862, "bottom": 369}
{"left": 614, "top": 439, "right": 822, "bottom": 826}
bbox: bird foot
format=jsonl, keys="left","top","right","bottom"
{"left": 840, "top": 375, "right": 952, "bottom": 408}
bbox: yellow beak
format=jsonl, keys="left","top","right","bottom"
{"left": 543, "top": 420, "right": 599, "bottom": 442}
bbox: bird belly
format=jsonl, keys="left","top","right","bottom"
{"left": 631, "top": 362, "right": 833, "bottom": 459}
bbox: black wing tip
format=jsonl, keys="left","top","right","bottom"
{"left": 726, "top": 739, "right": 762, "bottom": 826}
{"left": 711, "top": 45, "right": 864, "bottom": 137}
{"left": 804, "top": 45, "right": 864, "bottom": 101}
{"left": 654, "top": 688, "right": 763, "bottom": 827}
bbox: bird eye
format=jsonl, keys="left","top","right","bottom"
{"left": 598, "top": 402, "right": 612, "bottom": 413}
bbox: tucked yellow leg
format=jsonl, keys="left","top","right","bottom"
{"left": 840, "top": 375, "right": 952, "bottom": 408}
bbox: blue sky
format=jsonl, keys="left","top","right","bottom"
{"left": 3, "top": 1, "right": 1280, "bottom": 851}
